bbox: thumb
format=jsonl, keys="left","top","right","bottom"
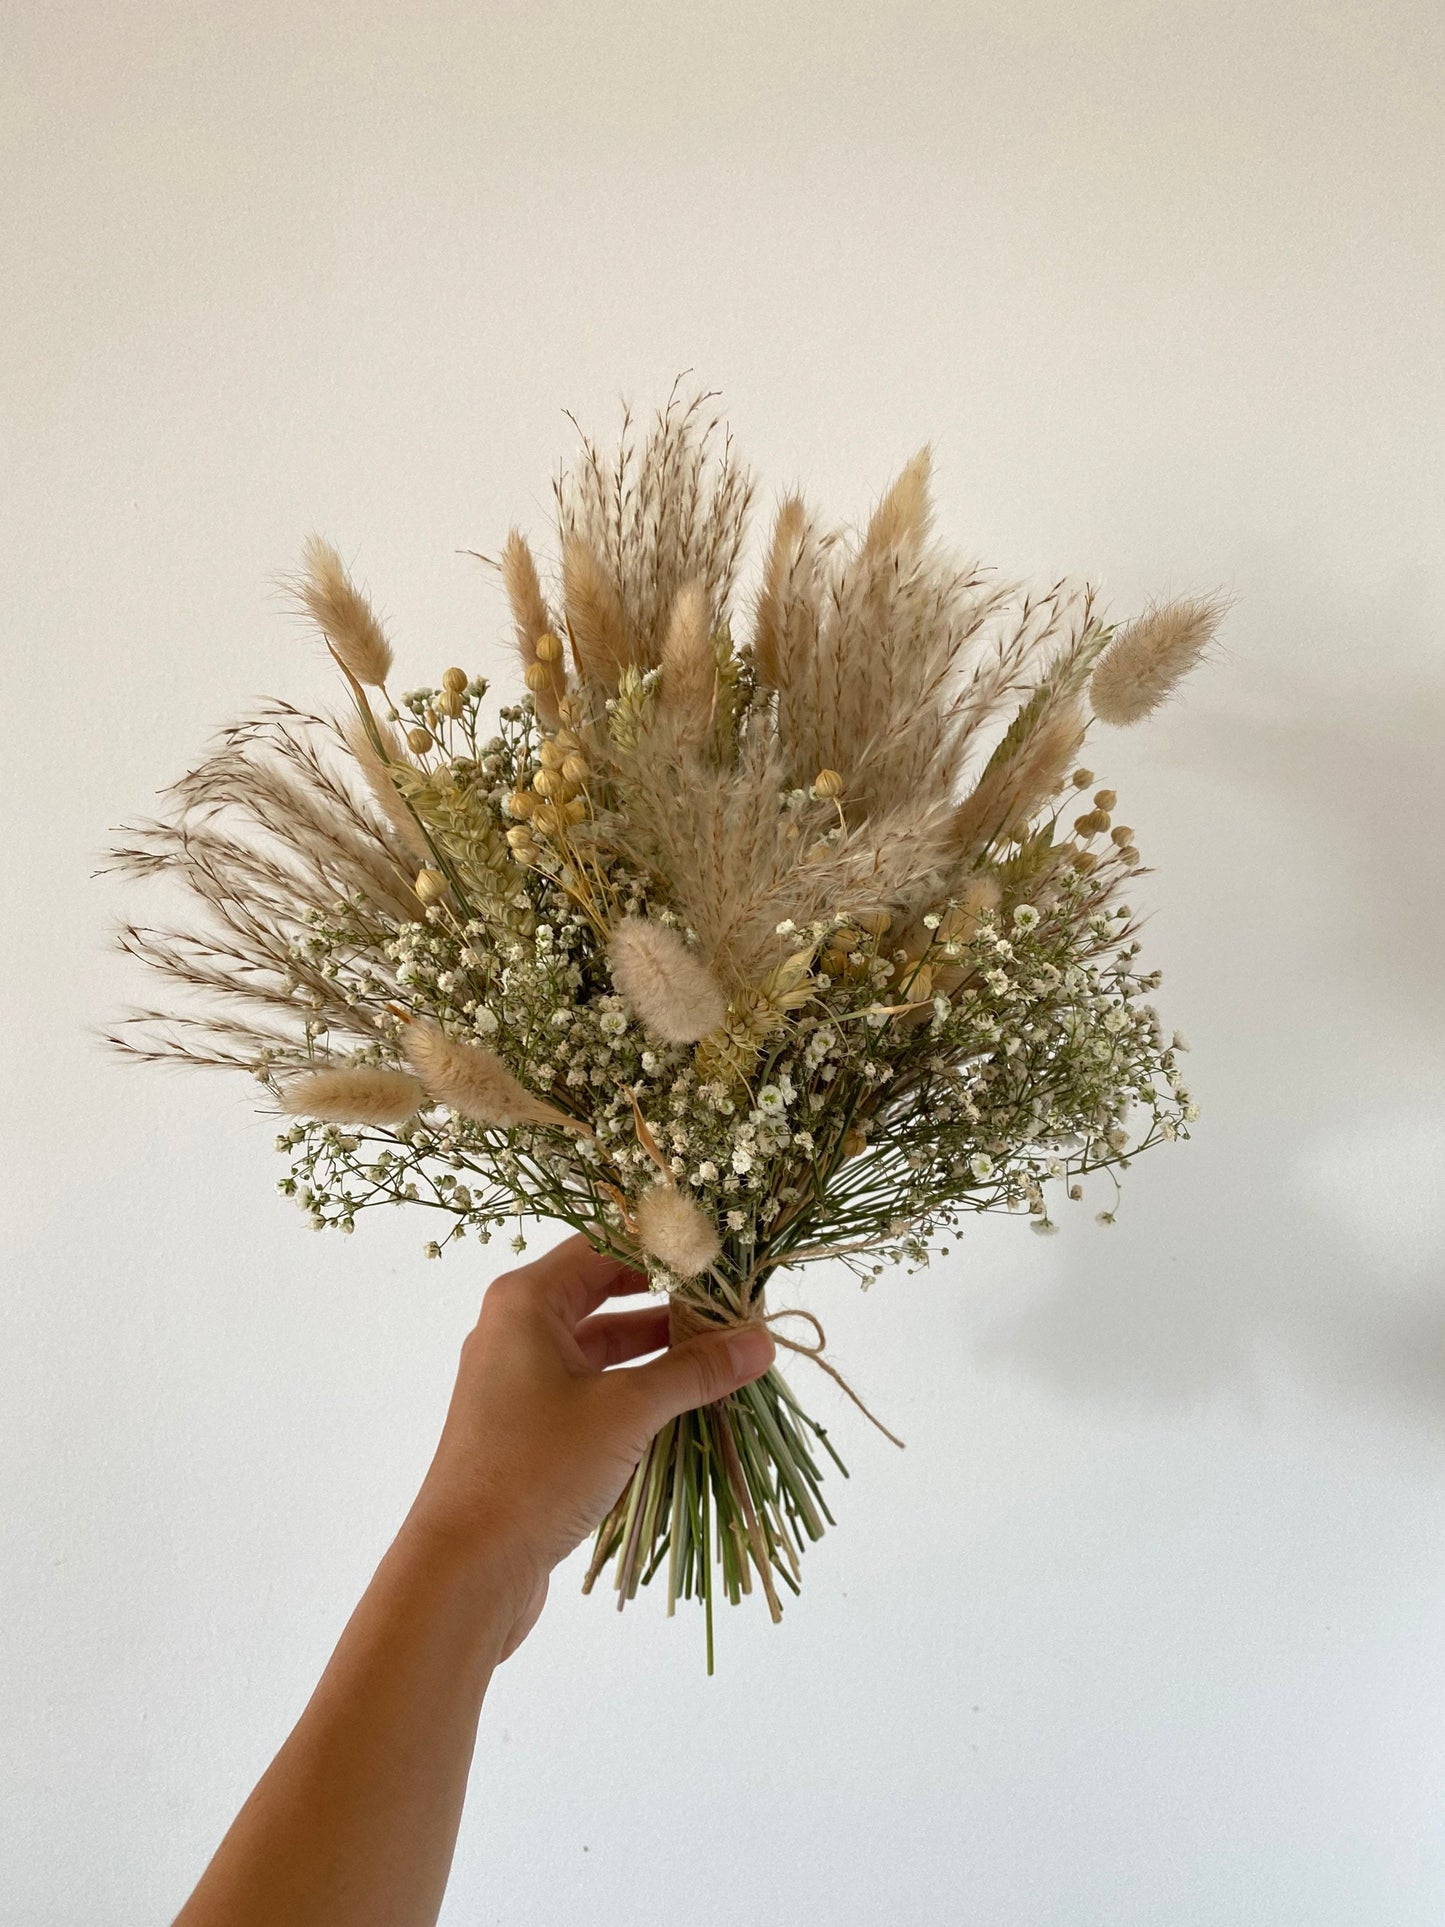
{"left": 627, "top": 1324, "right": 775, "bottom": 1428}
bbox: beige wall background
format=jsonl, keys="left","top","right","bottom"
{"left": 4, "top": 2, "right": 1444, "bottom": 1921}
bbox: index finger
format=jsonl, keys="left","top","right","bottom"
{"left": 522, "top": 1231, "right": 650, "bottom": 1324}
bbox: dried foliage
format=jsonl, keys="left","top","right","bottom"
{"left": 110, "top": 389, "right": 1216, "bottom": 1657}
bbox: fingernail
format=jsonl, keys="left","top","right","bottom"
{"left": 727, "top": 1328, "right": 774, "bottom": 1381}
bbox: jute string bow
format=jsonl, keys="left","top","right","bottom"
{"left": 668, "top": 1293, "right": 906, "bottom": 1451}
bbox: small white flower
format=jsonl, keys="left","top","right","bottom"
{"left": 473, "top": 1007, "right": 499, "bottom": 1035}
{"left": 599, "top": 1011, "right": 627, "bottom": 1038}
{"left": 1012, "top": 904, "right": 1040, "bottom": 931}
{"left": 697, "top": 1160, "right": 719, "bottom": 1182}
{"left": 756, "top": 1085, "right": 786, "bottom": 1116}
{"left": 1172, "top": 1030, "right": 1191, "bottom": 1052}
{"left": 726, "top": 1209, "right": 746, "bottom": 1231}
{"left": 731, "top": 1146, "right": 754, "bottom": 1174}
{"left": 969, "top": 1153, "right": 994, "bottom": 1181}
{"left": 922, "top": 912, "right": 941, "bottom": 930}
{"left": 424, "top": 1241, "right": 441, "bottom": 1259}
{"left": 1030, "top": 1218, "right": 1059, "bottom": 1236}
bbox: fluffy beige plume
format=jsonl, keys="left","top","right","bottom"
{"left": 752, "top": 494, "right": 807, "bottom": 688}
{"left": 403, "top": 1021, "right": 583, "bottom": 1132}
{"left": 561, "top": 535, "right": 630, "bottom": 689}
{"left": 950, "top": 704, "right": 1086, "bottom": 856}
{"left": 634, "top": 1184, "right": 721, "bottom": 1278}
{"left": 343, "top": 716, "right": 430, "bottom": 863}
{"left": 1089, "top": 595, "right": 1226, "bottom": 726}
{"left": 656, "top": 578, "right": 715, "bottom": 751}
{"left": 500, "top": 531, "right": 561, "bottom": 727}
{"left": 609, "top": 916, "right": 728, "bottom": 1044}
{"left": 298, "top": 538, "right": 394, "bottom": 687}
{"left": 281, "top": 1066, "right": 424, "bottom": 1124}
{"left": 862, "top": 447, "right": 932, "bottom": 558}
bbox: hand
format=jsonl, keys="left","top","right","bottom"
{"left": 405, "top": 1234, "right": 775, "bottom": 1658}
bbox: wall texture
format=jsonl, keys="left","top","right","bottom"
{"left": 4, "top": 3, "right": 1443, "bottom": 1921}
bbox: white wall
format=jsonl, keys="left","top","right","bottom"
{"left": 4, "top": 3, "right": 1444, "bottom": 1921}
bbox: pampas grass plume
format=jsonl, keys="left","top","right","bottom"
{"left": 403, "top": 1022, "right": 581, "bottom": 1131}
{"left": 635, "top": 1184, "right": 721, "bottom": 1278}
{"left": 562, "top": 535, "right": 630, "bottom": 689}
{"left": 658, "top": 578, "right": 715, "bottom": 750}
{"left": 343, "top": 717, "right": 430, "bottom": 862}
{"left": 863, "top": 447, "right": 932, "bottom": 557}
{"left": 609, "top": 916, "right": 728, "bottom": 1044}
{"left": 500, "top": 531, "right": 561, "bottom": 727}
{"left": 1090, "top": 595, "right": 1226, "bottom": 726}
{"left": 282, "top": 1066, "right": 424, "bottom": 1124}
{"left": 298, "top": 538, "right": 394, "bottom": 687}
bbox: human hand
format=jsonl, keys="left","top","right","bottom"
{"left": 405, "top": 1235, "right": 775, "bottom": 1657}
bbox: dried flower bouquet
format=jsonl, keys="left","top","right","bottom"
{"left": 110, "top": 392, "right": 1218, "bottom": 1666}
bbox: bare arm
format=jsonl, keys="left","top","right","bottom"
{"left": 173, "top": 1236, "right": 774, "bottom": 1927}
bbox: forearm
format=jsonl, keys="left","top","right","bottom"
{"left": 174, "top": 1518, "right": 515, "bottom": 1927}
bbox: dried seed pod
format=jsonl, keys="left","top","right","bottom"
{"left": 406, "top": 726, "right": 433, "bottom": 754}
{"left": 414, "top": 868, "right": 448, "bottom": 904}
{"left": 532, "top": 767, "right": 561, "bottom": 799}
{"left": 505, "top": 789, "right": 536, "bottom": 819}
{"left": 1110, "top": 824, "right": 1134, "bottom": 846}
{"left": 560, "top": 753, "right": 589, "bottom": 786}
{"left": 1093, "top": 788, "right": 1117, "bottom": 811}
{"left": 533, "top": 632, "right": 564, "bottom": 664}
{"left": 441, "top": 667, "right": 468, "bottom": 694}
{"left": 813, "top": 767, "right": 844, "bottom": 799}
{"left": 538, "top": 739, "right": 566, "bottom": 770}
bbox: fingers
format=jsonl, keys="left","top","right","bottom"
{"left": 573, "top": 1303, "right": 672, "bottom": 1372}
{"left": 623, "top": 1324, "right": 775, "bottom": 1430}
{"left": 488, "top": 1232, "right": 648, "bottom": 1325}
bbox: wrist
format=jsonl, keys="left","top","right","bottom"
{"left": 400, "top": 1484, "right": 549, "bottom": 1624}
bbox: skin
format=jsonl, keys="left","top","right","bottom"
{"left": 173, "top": 1234, "right": 775, "bottom": 1927}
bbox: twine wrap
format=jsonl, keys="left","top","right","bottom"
{"left": 667, "top": 1291, "right": 906, "bottom": 1450}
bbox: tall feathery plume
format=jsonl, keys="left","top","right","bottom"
{"left": 281, "top": 1066, "right": 424, "bottom": 1124}
{"left": 561, "top": 534, "right": 630, "bottom": 690}
{"left": 403, "top": 1021, "right": 586, "bottom": 1132}
{"left": 500, "top": 530, "right": 562, "bottom": 728}
{"left": 752, "top": 494, "right": 807, "bottom": 690}
{"left": 1090, "top": 594, "right": 1226, "bottom": 725}
{"left": 609, "top": 916, "right": 728, "bottom": 1043}
{"left": 861, "top": 446, "right": 932, "bottom": 558}
{"left": 949, "top": 704, "right": 1086, "bottom": 858}
{"left": 297, "top": 538, "right": 394, "bottom": 687}
{"left": 656, "top": 578, "right": 716, "bottom": 753}
{"left": 634, "top": 1184, "right": 721, "bottom": 1278}
{"left": 343, "top": 716, "right": 431, "bottom": 863}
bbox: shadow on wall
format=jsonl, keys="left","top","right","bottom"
{"left": 976, "top": 580, "right": 1445, "bottom": 1423}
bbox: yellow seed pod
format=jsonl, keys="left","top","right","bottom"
{"left": 524, "top": 661, "right": 554, "bottom": 694}
{"left": 554, "top": 726, "right": 581, "bottom": 751}
{"left": 1110, "top": 824, "right": 1134, "bottom": 846}
{"left": 505, "top": 828, "right": 538, "bottom": 866}
{"left": 1074, "top": 811, "right": 1108, "bottom": 837}
{"left": 533, "top": 631, "right": 564, "bottom": 664}
{"left": 414, "top": 868, "right": 448, "bottom": 904}
{"left": 505, "top": 789, "right": 536, "bottom": 819}
{"left": 562, "top": 797, "right": 587, "bottom": 824}
{"left": 1093, "top": 788, "right": 1118, "bottom": 811}
{"left": 531, "top": 802, "right": 560, "bottom": 834}
{"left": 813, "top": 767, "right": 844, "bottom": 799}
{"left": 437, "top": 688, "right": 464, "bottom": 719}
{"left": 532, "top": 766, "right": 561, "bottom": 799}
{"left": 537, "top": 738, "right": 566, "bottom": 770}
{"left": 1119, "top": 845, "right": 1140, "bottom": 866}
{"left": 406, "top": 726, "right": 433, "bottom": 754}
{"left": 1071, "top": 767, "right": 1095, "bottom": 788}
{"left": 560, "top": 752, "right": 589, "bottom": 786}
{"left": 841, "top": 1129, "right": 867, "bottom": 1159}
{"left": 1072, "top": 850, "right": 1099, "bottom": 874}
{"left": 441, "top": 666, "right": 468, "bottom": 695}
